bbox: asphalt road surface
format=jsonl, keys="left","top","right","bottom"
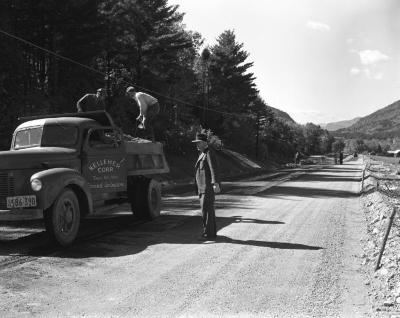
{"left": 0, "top": 159, "right": 374, "bottom": 317}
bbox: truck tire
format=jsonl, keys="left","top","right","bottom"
{"left": 128, "top": 177, "right": 161, "bottom": 220}
{"left": 128, "top": 176, "right": 146, "bottom": 219}
{"left": 44, "top": 188, "right": 80, "bottom": 246}
{"left": 142, "top": 179, "right": 161, "bottom": 220}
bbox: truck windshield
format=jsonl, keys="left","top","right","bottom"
{"left": 14, "top": 125, "right": 78, "bottom": 149}
{"left": 14, "top": 127, "right": 43, "bottom": 149}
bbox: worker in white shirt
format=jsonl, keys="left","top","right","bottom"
{"left": 126, "top": 86, "right": 160, "bottom": 126}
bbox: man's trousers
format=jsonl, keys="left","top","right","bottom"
{"left": 199, "top": 191, "right": 216, "bottom": 238}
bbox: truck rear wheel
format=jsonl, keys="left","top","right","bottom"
{"left": 128, "top": 176, "right": 145, "bottom": 219}
{"left": 44, "top": 188, "right": 80, "bottom": 246}
{"left": 143, "top": 179, "right": 161, "bottom": 219}
{"left": 128, "top": 177, "right": 161, "bottom": 220}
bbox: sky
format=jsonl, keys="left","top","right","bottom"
{"left": 168, "top": 0, "right": 400, "bottom": 125}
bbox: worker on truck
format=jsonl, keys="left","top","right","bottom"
{"left": 76, "top": 88, "right": 106, "bottom": 112}
{"left": 126, "top": 86, "right": 160, "bottom": 141}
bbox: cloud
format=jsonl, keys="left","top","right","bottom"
{"left": 350, "top": 67, "right": 384, "bottom": 80}
{"left": 306, "top": 21, "right": 331, "bottom": 32}
{"left": 359, "top": 50, "right": 390, "bottom": 65}
{"left": 350, "top": 68, "right": 361, "bottom": 76}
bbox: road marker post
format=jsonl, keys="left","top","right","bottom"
{"left": 375, "top": 206, "right": 397, "bottom": 271}
{"left": 361, "top": 167, "right": 366, "bottom": 193}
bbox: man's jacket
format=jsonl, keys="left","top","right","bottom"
{"left": 194, "top": 147, "right": 220, "bottom": 195}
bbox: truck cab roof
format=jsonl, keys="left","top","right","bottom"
{"left": 16, "top": 117, "right": 100, "bottom": 130}
{"left": 18, "top": 111, "right": 115, "bottom": 129}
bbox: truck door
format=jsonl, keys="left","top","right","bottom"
{"left": 82, "top": 127, "right": 127, "bottom": 197}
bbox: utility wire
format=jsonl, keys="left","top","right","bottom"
{"left": 0, "top": 28, "right": 236, "bottom": 117}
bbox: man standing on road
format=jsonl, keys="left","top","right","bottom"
{"left": 294, "top": 151, "right": 300, "bottom": 164}
{"left": 126, "top": 86, "right": 160, "bottom": 141}
{"left": 192, "top": 132, "right": 221, "bottom": 241}
{"left": 76, "top": 88, "right": 106, "bottom": 112}
{"left": 339, "top": 151, "right": 344, "bottom": 165}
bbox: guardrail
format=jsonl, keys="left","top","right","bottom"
{"left": 360, "top": 156, "right": 400, "bottom": 196}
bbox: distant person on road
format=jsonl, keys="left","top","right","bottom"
{"left": 334, "top": 153, "right": 338, "bottom": 164}
{"left": 126, "top": 86, "right": 160, "bottom": 140}
{"left": 76, "top": 88, "right": 106, "bottom": 112}
{"left": 193, "top": 132, "right": 221, "bottom": 241}
{"left": 339, "top": 151, "right": 344, "bottom": 165}
{"left": 294, "top": 151, "right": 300, "bottom": 164}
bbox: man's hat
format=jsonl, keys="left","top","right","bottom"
{"left": 97, "top": 88, "right": 104, "bottom": 93}
{"left": 192, "top": 132, "right": 208, "bottom": 143}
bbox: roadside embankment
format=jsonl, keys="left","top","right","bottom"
{"left": 360, "top": 156, "right": 400, "bottom": 314}
{"left": 160, "top": 149, "right": 279, "bottom": 191}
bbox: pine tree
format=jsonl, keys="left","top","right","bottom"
{"left": 101, "top": 0, "right": 193, "bottom": 89}
{"left": 206, "top": 30, "right": 258, "bottom": 140}
{"left": 100, "top": 0, "right": 199, "bottom": 140}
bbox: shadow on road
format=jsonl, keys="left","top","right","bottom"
{"left": 0, "top": 212, "right": 325, "bottom": 260}
{"left": 258, "top": 185, "right": 359, "bottom": 198}
{"left": 163, "top": 197, "right": 258, "bottom": 211}
{"left": 214, "top": 235, "right": 323, "bottom": 250}
{"left": 52, "top": 213, "right": 321, "bottom": 258}
{"left": 293, "top": 174, "right": 361, "bottom": 183}
{"left": 310, "top": 168, "right": 361, "bottom": 173}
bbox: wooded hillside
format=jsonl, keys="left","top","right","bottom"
{"left": 335, "top": 100, "right": 400, "bottom": 139}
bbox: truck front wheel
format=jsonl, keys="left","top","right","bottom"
{"left": 44, "top": 188, "right": 80, "bottom": 246}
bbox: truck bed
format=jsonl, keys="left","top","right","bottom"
{"left": 124, "top": 140, "right": 169, "bottom": 175}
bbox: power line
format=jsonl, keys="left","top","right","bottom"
{"left": 0, "top": 28, "right": 235, "bottom": 117}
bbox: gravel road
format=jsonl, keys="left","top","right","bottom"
{"left": 0, "top": 160, "right": 375, "bottom": 317}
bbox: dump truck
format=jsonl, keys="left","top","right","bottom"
{"left": 0, "top": 111, "right": 169, "bottom": 246}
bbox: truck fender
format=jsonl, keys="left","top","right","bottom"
{"left": 30, "top": 168, "right": 93, "bottom": 213}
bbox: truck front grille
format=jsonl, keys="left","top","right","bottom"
{"left": 0, "top": 172, "right": 15, "bottom": 209}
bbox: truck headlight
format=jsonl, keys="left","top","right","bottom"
{"left": 31, "top": 179, "right": 42, "bottom": 191}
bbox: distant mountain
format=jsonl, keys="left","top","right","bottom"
{"left": 321, "top": 117, "right": 361, "bottom": 131}
{"left": 334, "top": 100, "right": 400, "bottom": 139}
{"left": 267, "top": 106, "right": 296, "bottom": 124}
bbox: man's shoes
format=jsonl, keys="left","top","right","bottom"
{"left": 197, "top": 234, "right": 217, "bottom": 241}
{"left": 197, "top": 234, "right": 207, "bottom": 241}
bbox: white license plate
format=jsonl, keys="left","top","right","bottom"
{"left": 6, "top": 195, "right": 37, "bottom": 209}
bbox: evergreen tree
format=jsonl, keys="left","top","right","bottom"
{"left": 101, "top": 0, "right": 193, "bottom": 89}
{"left": 207, "top": 30, "right": 258, "bottom": 138}
{"left": 0, "top": 0, "right": 25, "bottom": 148}
{"left": 100, "top": 0, "right": 199, "bottom": 140}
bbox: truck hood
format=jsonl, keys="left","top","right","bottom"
{"left": 0, "top": 147, "right": 79, "bottom": 170}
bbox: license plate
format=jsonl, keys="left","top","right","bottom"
{"left": 6, "top": 195, "right": 37, "bottom": 209}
